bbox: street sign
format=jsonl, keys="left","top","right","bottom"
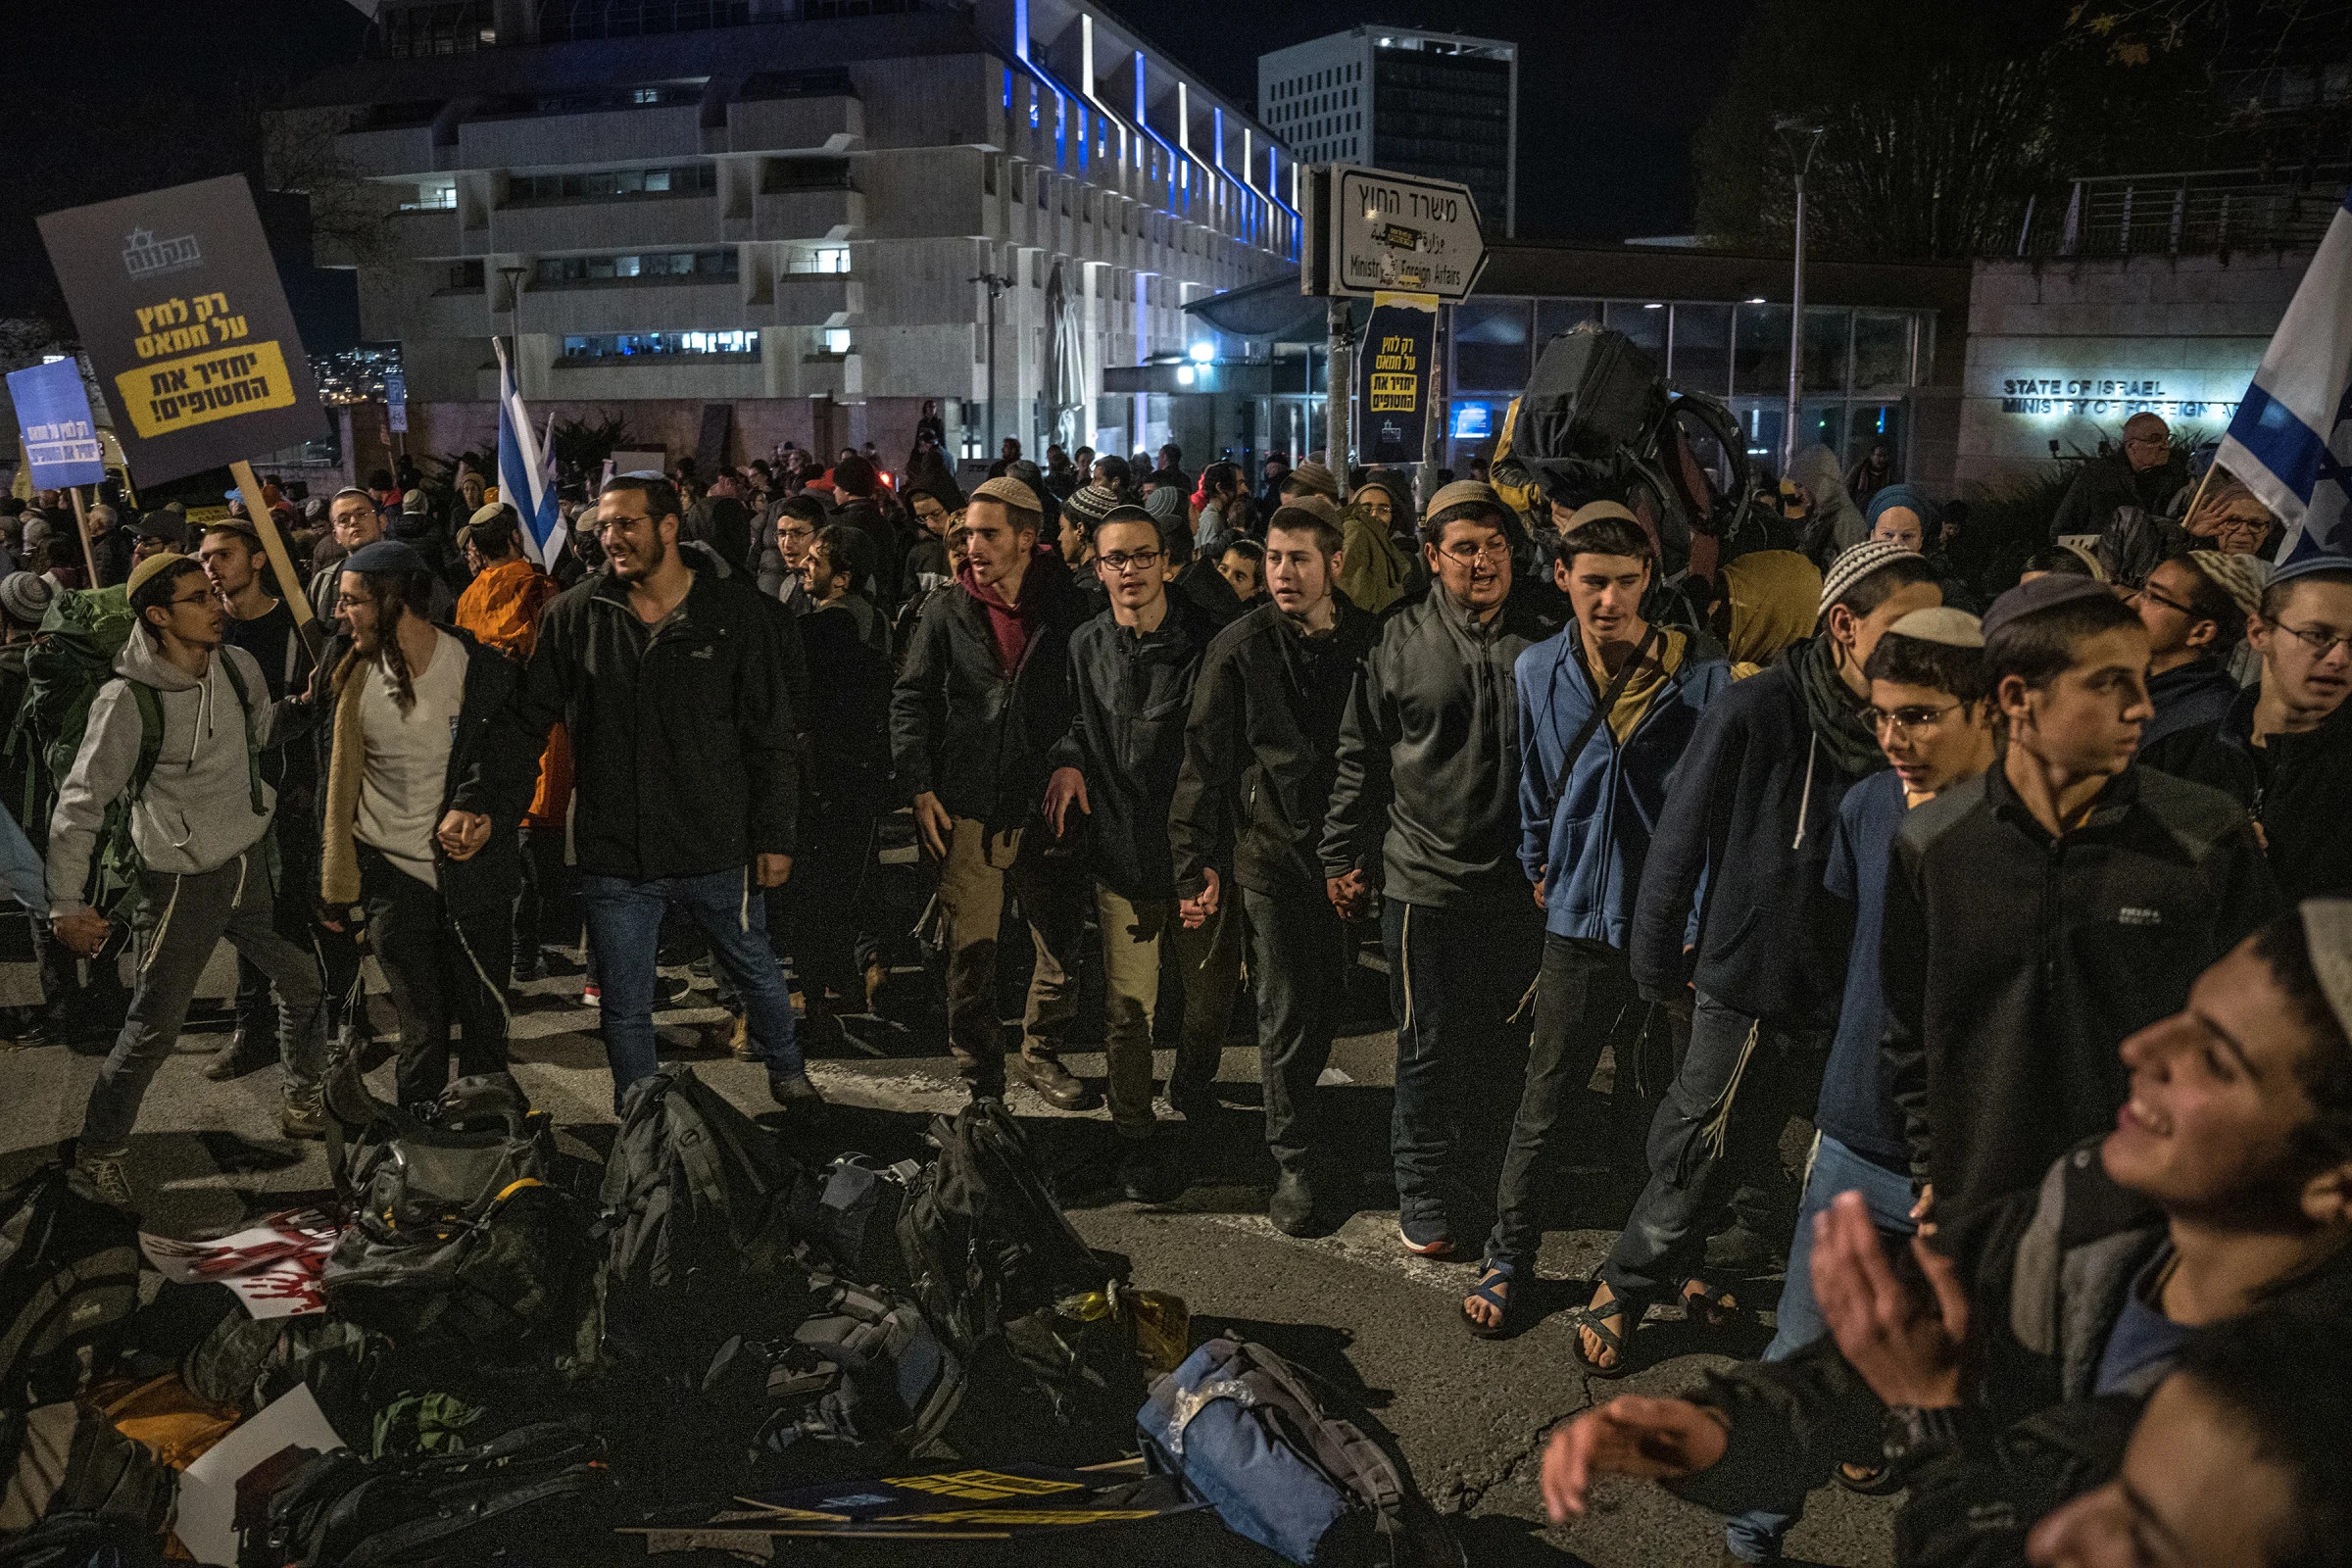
{"left": 1302, "top": 165, "right": 1487, "bottom": 302}
{"left": 384, "top": 368, "right": 407, "bottom": 434}
{"left": 1357, "top": 292, "right": 1439, "bottom": 464}
{"left": 37, "top": 173, "right": 328, "bottom": 486}
{"left": 7, "top": 359, "right": 106, "bottom": 489}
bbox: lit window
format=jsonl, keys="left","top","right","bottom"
{"left": 823, "top": 328, "right": 851, "bottom": 354}
{"left": 814, "top": 246, "right": 849, "bottom": 272}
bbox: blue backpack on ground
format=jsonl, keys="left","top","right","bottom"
{"left": 1138, "top": 1335, "right": 1461, "bottom": 1567}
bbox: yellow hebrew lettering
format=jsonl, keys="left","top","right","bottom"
{"left": 116, "top": 339, "right": 296, "bottom": 439}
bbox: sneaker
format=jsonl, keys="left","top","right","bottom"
{"left": 1118, "top": 1139, "right": 1183, "bottom": 1203}
{"left": 1016, "top": 1055, "right": 1100, "bottom": 1111}
{"left": 1397, "top": 1214, "right": 1455, "bottom": 1258}
{"left": 203, "top": 1028, "right": 273, "bottom": 1082}
{"left": 582, "top": 981, "right": 603, "bottom": 1006}
{"left": 768, "top": 1071, "right": 826, "bottom": 1108}
{"left": 279, "top": 1089, "right": 327, "bottom": 1142}
{"left": 73, "top": 1146, "right": 134, "bottom": 1208}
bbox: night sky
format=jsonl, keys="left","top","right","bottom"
{"left": 1, "top": 0, "right": 1754, "bottom": 341}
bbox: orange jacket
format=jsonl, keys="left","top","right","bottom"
{"left": 456, "top": 557, "right": 572, "bottom": 828}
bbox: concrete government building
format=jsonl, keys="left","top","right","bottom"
{"left": 291, "top": 0, "right": 1302, "bottom": 473}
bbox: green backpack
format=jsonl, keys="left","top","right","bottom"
{"left": 8, "top": 584, "right": 262, "bottom": 918}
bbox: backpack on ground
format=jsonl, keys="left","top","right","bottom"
{"left": 180, "top": 1313, "right": 382, "bottom": 1442}
{"left": 0, "top": 1165, "right": 141, "bottom": 1426}
{"left": 894, "top": 1097, "right": 1122, "bottom": 1351}
{"left": 1139, "top": 1336, "right": 1461, "bottom": 1568}
{"left": 0, "top": 1404, "right": 175, "bottom": 1568}
{"left": 260, "top": 1420, "right": 612, "bottom": 1568}
{"left": 10, "top": 584, "right": 261, "bottom": 918}
{"left": 318, "top": 1071, "right": 591, "bottom": 1361}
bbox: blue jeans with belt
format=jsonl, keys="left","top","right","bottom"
{"left": 581, "top": 863, "right": 802, "bottom": 1109}
{"left": 1722, "top": 1131, "right": 1918, "bottom": 1564}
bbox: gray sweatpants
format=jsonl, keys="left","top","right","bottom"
{"left": 80, "top": 848, "right": 326, "bottom": 1151}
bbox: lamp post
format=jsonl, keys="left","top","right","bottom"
{"left": 1776, "top": 118, "right": 1825, "bottom": 474}
{"left": 970, "top": 269, "right": 1015, "bottom": 461}
{"left": 498, "top": 264, "right": 531, "bottom": 395}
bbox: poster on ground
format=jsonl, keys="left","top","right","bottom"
{"left": 140, "top": 1207, "right": 340, "bottom": 1319}
{"left": 37, "top": 173, "right": 326, "bottom": 485}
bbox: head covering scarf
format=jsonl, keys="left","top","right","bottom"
{"left": 1721, "top": 549, "right": 1823, "bottom": 677}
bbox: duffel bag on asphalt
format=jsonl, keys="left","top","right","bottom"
{"left": 1138, "top": 1336, "right": 1460, "bottom": 1568}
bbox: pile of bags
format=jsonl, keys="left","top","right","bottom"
{"left": 0, "top": 1061, "right": 1459, "bottom": 1567}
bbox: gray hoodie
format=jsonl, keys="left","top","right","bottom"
{"left": 47, "top": 631, "right": 275, "bottom": 919}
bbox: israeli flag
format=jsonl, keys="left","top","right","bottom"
{"left": 492, "top": 338, "right": 566, "bottom": 568}
{"left": 2216, "top": 188, "right": 2352, "bottom": 563}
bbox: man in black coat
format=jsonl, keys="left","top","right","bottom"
{"left": 889, "top": 476, "right": 1096, "bottom": 1109}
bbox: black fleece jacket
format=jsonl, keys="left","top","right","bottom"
{"left": 2144, "top": 684, "right": 2352, "bottom": 904}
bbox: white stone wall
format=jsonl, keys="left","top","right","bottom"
{"left": 1959, "top": 251, "right": 2313, "bottom": 492}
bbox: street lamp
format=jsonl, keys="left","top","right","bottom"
{"left": 1776, "top": 117, "right": 1825, "bottom": 474}
{"left": 498, "top": 264, "right": 531, "bottom": 393}
{"left": 970, "top": 270, "right": 1015, "bottom": 460}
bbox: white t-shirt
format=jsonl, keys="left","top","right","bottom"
{"left": 355, "top": 628, "right": 466, "bottom": 888}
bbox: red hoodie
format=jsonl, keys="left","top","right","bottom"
{"left": 958, "top": 547, "right": 1054, "bottom": 674}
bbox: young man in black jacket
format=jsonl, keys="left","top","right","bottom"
{"left": 1593, "top": 542, "right": 1941, "bottom": 1373}
{"left": 476, "top": 475, "right": 811, "bottom": 1112}
{"left": 1541, "top": 902, "right": 2352, "bottom": 1568}
{"left": 2146, "top": 554, "right": 2352, "bottom": 903}
{"left": 2128, "top": 552, "right": 2255, "bottom": 754}
{"left": 1883, "top": 574, "right": 2278, "bottom": 1223}
{"left": 1173, "top": 496, "right": 1375, "bottom": 1235}
{"left": 889, "top": 476, "right": 1097, "bottom": 1108}
{"left": 1043, "top": 506, "right": 1233, "bottom": 1200}
{"left": 1321, "top": 480, "right": 1559, "bottom": 1259}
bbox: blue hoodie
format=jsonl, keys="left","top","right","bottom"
{"left": 1516, "top": 626, "right": 1732, "bottom": 947}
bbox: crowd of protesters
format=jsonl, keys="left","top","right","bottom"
{"left": 5, "top": 391, "right": 2347, "bottom": 1567}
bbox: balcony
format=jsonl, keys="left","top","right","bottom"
{"left": 769, "top": 273, "right": 855, "bottom": 323}
{"left": 2014, "top": 167, "right": 2350, "bottom": 259}
{"left": 385, "top": 207, "right": 464, "bottom": 260}
{"left": 491, "top": 193, "right": 719, "bottom": 254}
{"left": 753, "top": 186, "right": 862, "bottom": 240}
{"left": 509, "top": 276, "right": 747, "bottom": 336}
{"left": 339, "top": 122, "right": 439, "bottom": 178}
{"left": 457, "top": 104, "right": 703, "bottom": 172}
{"left": 724, "top": 94, "right": 862, "bottom": 155}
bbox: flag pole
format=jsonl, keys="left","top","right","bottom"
{"left": 229, "top": 460, "right": 325, "bottom": 658}
{"left": 2179, "top": 460, "right": 2222, "bottom": 536}
{"left": 64, "top": 485, "right": 103, "bottom": 589}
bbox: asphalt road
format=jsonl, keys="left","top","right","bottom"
{"left": 1, "top": 945, "right": 1895, "bottom": 1568}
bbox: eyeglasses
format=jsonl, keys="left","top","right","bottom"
{"left": 2278, "top": 622, "right": 2352, "bottom": 659}
{"left": 778, "top": 524, "right": 815, "bottom": 541}
{"left": 2131, "top": 583, "right": 2196, "bottom": 618}
{"left": 1864, "top": 701, "right": 1963, "bottom": 739}
{"left": 1438, "top": 540, "right": 1511, "bottom": 565}
{"left": 167, "top": 591, "right": 215, "bottom": 611}
{"left": 1099, "top": 549, "right": 1163, "bottom": 574}
{"left": 333, "top": 593, "right": 370, "bottom": 611}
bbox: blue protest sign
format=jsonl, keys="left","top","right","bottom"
{"left": 8, "top": 358, "right": 106, "bottom": 488}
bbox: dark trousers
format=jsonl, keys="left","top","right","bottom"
{"left": 234, "top": 814, "right": 314, "bottom": 1042}
{"left": 511, "top": 821, "right": 567, "bottom": 972}
{"left": 789, "top": 810, "right": 875, "bottom": 1005}
{"left": 1484, "top": 934, "right": 1645, "bottom": 1274}
{"left": 1243, "top": 883, "right": 1351, "bottom": 1172}
{"left": 934, "top": 818, "right": 1083, "bottom": 1088}
{"left": 1599, "top": 991, "right": 1829, "bottom": 1311}
{"left": 359, "top": 845, "right": 510, "bottom": 1108}
{"left": 1382, "top": 897, "right": 1543, "bottom": 1232}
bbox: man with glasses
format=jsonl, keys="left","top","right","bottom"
{"left": 311, "top": 488, "right": 454, "bottom": 625}
{"left": 1880, "top": 573, "right": 2275, "bottom": 1227}
{"left": 57, "top": 554, "right": 327, "bottom": 1206}
{"left": 1323, "top": 481, "right": 1559, "bottom": 1260}
{"left": 2160, "top": 556, "right": 2352, "bottom": 902}
{"left": 2051, "top": 411, "right": 2188, "bottom": 543}
{"left": 760, "top": 495, "right": 826, "bottom": 613}
{"left": 1042, "top": 506, "right": 1232, "bottom": 1200}
{"left": 904, "top": 488, "right": 956, "bottom": 588}
{"left": 484, "top": 474, "right": 814, "bottom": 1112}
{"left": 2130, "top": 552, "right": 2258, "bottom": 755}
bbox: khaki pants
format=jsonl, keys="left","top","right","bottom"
{"left": 934, "top": 816, "right": 1083, "bottom": 1087}
{"left": 1097, "top": 883, "right": 1244, "bottom": 1138}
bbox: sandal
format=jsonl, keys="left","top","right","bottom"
{"left": 1681, "top": 1278, "right": 1744, "bottom": 1332}
{"left": 1563, "top": 1290, "right": 1636, "bottom": 1379}
{"left": 1460, "top": 1263, "right": 1519, "bottom": 1341}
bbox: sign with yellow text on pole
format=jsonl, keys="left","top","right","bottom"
{"left": 1303, "top": 165, "right": 1486, "bottom": 301}
{"left": 1357, "top": 292, "right": 1439, "bottom": 465}
{"left": 37, "top": 174, "right": 328, "bottom": 484}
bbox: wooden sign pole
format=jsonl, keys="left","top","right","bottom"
{"left": 63, "top": 485, "right": 104, "bottom": 590}
{"left": 228, "top": 459, "right": 325, "bottom": 659}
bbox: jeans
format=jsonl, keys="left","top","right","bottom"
{"left": 1599, "top": 991, "right": 1829, "bottom": 1313}
{"left": 932, "top": 817, "right": 1082, "bottom": 1089}
{"left": 360, "top": 845, "right": 511, "bottom": 1108}
{"left": 1484, "top": 934, "right": 1644, "bottom": 1275}
{"left": 582, "top": 863, "right": 801, "bottom": 1106}
{"left": 1383, "top": 898, "right": 1543, "bottom": 1233}
{"left": 1242, "top": 884, "right": 1352, "bottom": 1172}
{"left": 1723, "top": 1132, "right": 1919, "bottom": 1563}
{"left": 1096, "top": 883, "right": 1242, "bottom": 1139}
{"left": 82, "top": 849, "right": 326, "bottom": 1150}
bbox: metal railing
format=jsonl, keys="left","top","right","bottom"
{"left": 2014, "top": 166, "right": 2350, "bottom": 258}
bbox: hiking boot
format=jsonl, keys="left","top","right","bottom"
{"left": 1017, "top": 1055, "right": 1099, "bottom": 1111}
{"left": 203, "top": 1028, "right": 273, "bottom": 1082}
{"left": 729, "top": 1014, "right": 756, "bottom": 1059}
{"left": 73, "top": 1145, "right": 135, "bottom": 1208}
{"left": 279, "top": 1088, "right": 327, "bottom": 1142}
{"left": 1268, "top": 1167, "right": 1322, "bottom": 1237}
{"left": 1118, "top": 1139, "right": 1183, "bottom": 1203}
{"left": 768, "top": 1071, "right": 826, "bottom": 1109}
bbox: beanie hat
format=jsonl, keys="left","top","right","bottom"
{"left": 969, "top": 476, "right": 1043, "bottom": 515}
{"left": 343, "top": 539, "right": 430, "bottom": 579}
{"left": 1980, "top": 572, "right": 2117, "bottom": 646}
{"left": 0, "top": 571, "right": 55, "bottom": 628}
{"left": 1817, "top": 540, "right": 1925, "bottom": 623}
{"left": 2300, "top": 899, "right": 2352, "bottom": 1041}
{"left": 2182, "top": 550, "right": 2265, "bottom": 625}
{"left": 125, "top": 550, "right": 191, "bottom": 598}
{"left": 1886, "top": 606, "right": 1983, "bottom": 648}
{"left": 1865, "top": 483, "right": 1937, "bottom": 529}
{"left": 1284, "top": 461, "right": 1342, "bottom": 501}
